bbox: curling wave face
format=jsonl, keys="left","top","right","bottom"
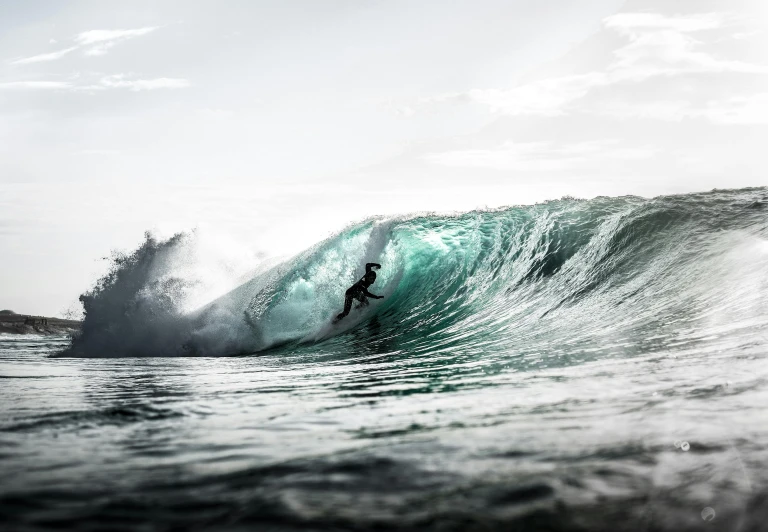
{"left": 60, "top": 187, "right": 768, "bottom": 360}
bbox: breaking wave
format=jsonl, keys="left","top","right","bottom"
{"left": 59, "top": 188, "right": 768, "bottom": 359}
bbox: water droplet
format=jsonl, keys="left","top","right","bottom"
{"left": 681, "top": 441, "right": 690, "bottom": 451}
{"left": 701, "top": 507, "right": 716, "bottom": 521}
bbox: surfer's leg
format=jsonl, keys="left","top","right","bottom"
{"left": 344, "top": 294, "right": 355, "bottom": 314}
{"left": 336, "top": 294, "right": 354, "bottom": 321}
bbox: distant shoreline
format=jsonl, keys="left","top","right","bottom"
{"left": 0, "top": 312, "right": 81, "bottom": 336}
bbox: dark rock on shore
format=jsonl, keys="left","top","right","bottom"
{"left": 0, "top": 312, "right": 81, "bottom": 336}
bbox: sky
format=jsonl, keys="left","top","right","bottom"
{"left": 1, "top": 0, "right": 768, "bottom": 315}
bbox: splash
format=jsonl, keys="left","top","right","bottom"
{"left": 62, "top": 229, "right": 264, "bottom": 356}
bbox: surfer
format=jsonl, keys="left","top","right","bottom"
{"left": 334, "top": 263, "right": 384, "bottom": 322}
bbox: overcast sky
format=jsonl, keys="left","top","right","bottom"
{"left": 2, "top": 0, "right": 767, "bottom": 315}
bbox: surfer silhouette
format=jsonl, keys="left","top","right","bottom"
{"left": 334, "top": 263, "right": 383, "bottom": 322}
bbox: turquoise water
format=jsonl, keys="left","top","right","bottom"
{"left": 3, "top": 188, "right": 768, "bottom": 530}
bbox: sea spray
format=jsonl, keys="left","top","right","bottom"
{"left": 62, "top": 230, "right": 264, "bottom": 357}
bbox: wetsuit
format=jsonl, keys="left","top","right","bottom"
{"left": 335, "top": 263, "right": 383, "bottom": 321}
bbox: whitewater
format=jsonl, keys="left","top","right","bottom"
{"left": 2, "top": 187, "right": 768, "bottom": 531}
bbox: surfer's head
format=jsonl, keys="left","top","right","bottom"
{"left": 363, "top": 271, "right": 376, "bottom": 285}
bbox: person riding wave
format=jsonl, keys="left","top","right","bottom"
{"left": 334, "top": 263, "right": 383, "bottom": 322}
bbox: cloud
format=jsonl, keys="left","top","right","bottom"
{"left": 10, "top": 46, "right": 78, "bottom": 65}
{"left": 78, "top": 149, "right": 121, "bottom": 155}
{"left": 594, "top": 100, "right": 694, "bottom": 121}
{"left": 603, "top": 12, "right": 727, "bottom": 33}
{"left": 10, "top": 26, "right": 160, "bottom": 65}
{"left": 426, "top": 140, "right": 656, "bottom": 171}
{"left": 97, "top": 74, "right": 190, "bottom": 91}
{"left": 5, "top": 26, "right": 186, "bottom": 94}
{"left": 198, "top": 108, "right": 235, "bottom": 120}
{"left": 0, "top": 81, "right": 71, "bottom": 89}
{"left": 0, "top": 75, "right": 189, "bottom": 93}
{"left": 83, "top": 43, "right": 116, "bottom": 57}
{"left": 606, "top": 13, "right": 766, "bottom": 79}
{"left": 74, "top": 27, "right": 158, "bottom": 46}
{"left": 698, "top": 93, "right": 768, "bottom": 124}
{"left": 75, "top": 27, "right": 159, "bottom": 56}
{"left": 466, "top": 73, "right": 604, "bottom": 116}
{"left": 426, "top": 12, "right": 768, "bottom": 121}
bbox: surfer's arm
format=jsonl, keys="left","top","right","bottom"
{"left": 362, "top": 288, "right": 383, "bottom": 299}
{"left": 365, "top": 263, "right": 381, "bottom": 273}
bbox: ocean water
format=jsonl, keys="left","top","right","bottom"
{"left": 2, "top": 188, "right": 768, "bottom": 531}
